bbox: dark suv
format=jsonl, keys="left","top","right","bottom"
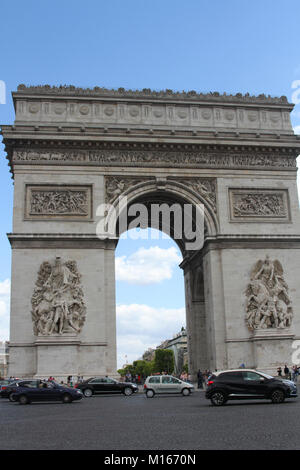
{"left": 205, "top": 369, "right": 297, "bottom": 406}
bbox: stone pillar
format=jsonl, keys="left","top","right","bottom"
{"left": 8, "top": 236, "right": 118, "bottom": 380}
{"left": 203, "top": 249, "right": 228, "bottom": 372}
{"left": 184, "top": 261, "right": 209, "bottom": 380}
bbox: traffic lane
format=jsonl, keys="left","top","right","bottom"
{"left": 0, "top": 392, "right": 299, "bottom": 450}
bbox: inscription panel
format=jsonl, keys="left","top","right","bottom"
{"left": 25, "top": 185, "right": 93, "bottom": 220}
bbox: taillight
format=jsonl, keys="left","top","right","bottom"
{"left": 144, "top": 384, "right": 147, "bottom": 389}
{"left": 207, "top": 380, "right": 214, "bottom": 386}
{"left": 2, "top": 386, "right": 7, "bottom": 390}
{"left": 74, "top": 384, "right": 78, "bottom": 388}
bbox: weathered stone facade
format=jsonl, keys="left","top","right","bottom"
{"left": 1, "top": 85, "right": 300, "bottom": 379}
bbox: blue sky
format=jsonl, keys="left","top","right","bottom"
{"left": 0, "top": 0, "right": 300, "bottom": 367}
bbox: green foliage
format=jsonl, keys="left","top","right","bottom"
{"left": 118, "top": 360, "right": 155, "bottom": 379}
{"left": 154, "top": 349, "right": 175, "bottom": 374}
{"left": 181, "top": 363, "right": 188, "bottom": 373}
{"left": 118, "top": 350, "right": 176, "bottom": 379}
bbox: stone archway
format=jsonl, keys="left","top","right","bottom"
{"left": 2, "top": 85, "right": 300, "bottom": 379}
{"left": 109, "top": 178, "right": 217, "bottom": 379}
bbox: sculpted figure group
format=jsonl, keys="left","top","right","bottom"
{"left": 246, "top": 256, "right": 293, "bottom": 330}
{"left": 31, "top": 257, "right": 86, "bottom": 336}
{"left": 30, "top": 190, "right": 88, "bottom": 215}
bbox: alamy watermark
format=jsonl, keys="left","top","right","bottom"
{"left": 95, "top": 196, "right": 205, "bottom": 251}
{"left": 0, "top": 80, "right": 6, "bottom": 104}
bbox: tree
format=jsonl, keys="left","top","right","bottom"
{"left": 181, "top": 363, "right": 188, "bottom": 373}
{"left": 154, "top": 349, "right": 175, "bottom": 374}
{"left": 118, "top": 360, "right": 155, "bottom": 380}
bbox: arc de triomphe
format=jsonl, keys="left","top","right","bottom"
{"left": 1, "top": 85, "right": 300, "bottom": 379}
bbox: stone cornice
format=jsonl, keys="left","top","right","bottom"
{"left": 2, "top": 124, "right": 300, "bottom": 142}
{"left": 15, "top": 84, "right": 292, "bottom": 106}
{"left": 180, "top": 234, "right": 300, "bottom": 269}
{"left": 7, "top": 233, "right": 119, "bottom": 249}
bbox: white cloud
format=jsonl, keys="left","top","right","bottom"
{"left": 294, "top": 125, "right": 300, "bottom": 135}
{"left": 0, "top": 279, "right": 10, "bottom": 341}
{"left": 115, "top": 246, "right": 182, "bottom": 285}
{"left": 116, "top": 303, "right": 185, "bottom": 368}
{"left": 0, "top": 279, "right": 10, "bottom": 296}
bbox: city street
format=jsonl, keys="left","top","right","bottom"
{"left": 1, "top": 390, "right": 300, "bottom": 450}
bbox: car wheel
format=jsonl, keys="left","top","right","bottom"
{"left": 146, "top": 389, "right": 155, "bottom": 398}
{"left": 271, "top": 389, "right": 285, "bottom": 404}
{"left": 19, "top": 394, "right": 29, "bottom": 405}
{"left": 83, "top": 388, "right": 93, "bottom": 398}
{"left": 123, "top": 387, "right": 133, "bottom": 396}
{"left": 9, "top": 393, "right": 16, "bottom": 402}
{"left": 181, "top": 388, "right": 191, "bottom": 396}
{"left": 62, "top": 393, "right": 72, "bottom": 404}
{"left": 210, "top": 391, "right": 227, "bottom": 406}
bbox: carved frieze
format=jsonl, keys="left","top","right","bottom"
{"left": 245, "top": 256, "right": 293, "bottom": 330}
{"left": 12, "top": 149, "right": 297, "bottom": 170}
{"left": 31, "top": 257, "right": 86, "bottom": 336}
{"left": 229, "top": 189, "right": 290, "bottom": 222}
{"left": 25, "top": 185, "right": 92, "bottom": 220}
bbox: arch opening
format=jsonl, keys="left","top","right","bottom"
{"left": 112, "top": 183, "right": 211, "bottom": 379}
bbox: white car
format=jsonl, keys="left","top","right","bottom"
{"left": 144, "top": 375, "right": 194, "bottom": 398}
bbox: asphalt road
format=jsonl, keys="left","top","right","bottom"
{"left": 1, "top": 390, "right": 300, "bottom": 450}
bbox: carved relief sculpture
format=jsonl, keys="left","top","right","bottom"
{"left": 230, "top": 189, "right": 289, "bottom": 221}
{"left": 105, "top": 177, "right": 152, "bottom": 203}
{"left": 31, "top": 257, "right": 86, "bottom": 336}
{"left": 187, "top": 179, "right": 217, "bottom": 212}
{"left": 245, "top": 256, "right": 293, "bottom": 330}
{"left": 25, "top": 185, "right": 92, "bottom": 220}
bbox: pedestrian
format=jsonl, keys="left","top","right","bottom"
{"left": 277, "top": 367, "right": 282, "bottom": 377}
{"left": 197, "top": 369, "right": 204, "bottom": 389}
{"left": 284, "top": 364, "right": 290, "bottom": 379}
{"left": 292, "top": 365, "right": 299, "bottom": 383}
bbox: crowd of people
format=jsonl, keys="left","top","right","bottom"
{"left": 277, "top": 365, "right": 299, "bottom": 382}
{"left": 196, "top": 369, "right": 214, "bottom": 389}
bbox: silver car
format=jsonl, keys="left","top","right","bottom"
{"left": 144, "top": 375, "right": 194, "bottom": 398}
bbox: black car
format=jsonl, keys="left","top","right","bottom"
{"left": 1, "top": 379, "right": 42, "bottom": 401}
{"left": 205, "top": 369, "right": 298, "bottom": 406}
{"left": 75, "top": 377, "right": 138, "bottom": 397}
{"left": 0, "top": 379, "right": 16, "bottom": 394}
{"left": 12, "top": 381, "right": 83, "bottom": 404}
